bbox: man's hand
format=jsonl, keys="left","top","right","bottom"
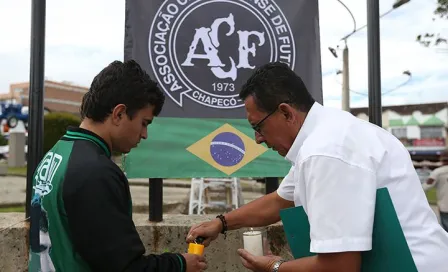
{"left": 237, "top": 249, "right": 282, "bottom": 272}
{"left": 186, "top": 193, "right": 293, "bottom": 248}
{"left": 181, "top": 253, "right": 207, "bottom": 272}
{"left": 186, "top": 218, "right": 222, "bottom": 247}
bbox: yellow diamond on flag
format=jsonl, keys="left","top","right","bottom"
{"left": 186, "top": 123, "right": 268, "bottom": 175}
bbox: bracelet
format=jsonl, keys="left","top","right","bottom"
{"left": 271, "top": 259, "right": 286, "bottom": 272}
{"left": 216, "top": 214, "right": 228, "bottom": 239}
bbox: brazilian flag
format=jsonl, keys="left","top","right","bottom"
{"left": 124, "top": 118, "right": 291, "bottom": 178}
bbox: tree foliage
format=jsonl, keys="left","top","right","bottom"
{"left": 44, "top": 112, "right": 81, "bottom": 154}
{"left": 417, "top": 0, "right": 448, "bottom": 47}
{"left": 0, "top": 133, "right": 7, "bottom": 146}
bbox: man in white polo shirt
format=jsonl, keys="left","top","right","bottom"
{"left": 186, "top": 62, "right": 448, "bottom": 272}
{"left": 423, "top": 150, "right": 448, "bottom": 232}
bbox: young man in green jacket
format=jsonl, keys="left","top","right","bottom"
{"left": 28, "top": 60, "right": 207, "bottom": 272}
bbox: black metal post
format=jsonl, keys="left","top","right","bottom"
{"left": 149, "top": 178, "right": 163, "bottom": 222}
{"left": 26, "top": 0, "right": 46, "bottom": 218}
{"left": 367, "top": 0, "right": 382, "bottom": 127}
{"left": 265, "top": 177, "right": 279, "bottom": 194}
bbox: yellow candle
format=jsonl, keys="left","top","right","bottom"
{"left": 188, "top": 243, "right": 204, "bottom": 256}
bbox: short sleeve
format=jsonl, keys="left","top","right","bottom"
{"left": 277, "top": 165, "right": 296, "bottom": 202}
{"left": 300, "top": 155, "right": 376, "bottom": 253}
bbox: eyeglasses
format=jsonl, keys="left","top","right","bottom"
{"left": 251, "top": 109, "right": 277, "bottom": 134}
{"left": 251, "top": 101, "right": 289, "bottom": 134}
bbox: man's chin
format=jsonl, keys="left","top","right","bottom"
{"left": 271, "top": 148, "right": 285, "bottom": 157}
{"left": 115, "top": 148, "right": 131, "bottom": 154}
{"left": 274, "top": 148, "right": 288, "bottom": 157}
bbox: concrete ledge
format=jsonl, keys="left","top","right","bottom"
{"left": 0, "top": 213, "right": 29, "bottom": 272}
{"left": 0, "top": 213, "right": 291, "bottom": 272}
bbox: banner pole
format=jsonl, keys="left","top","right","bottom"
{"left": 26, "top": 0, "right": 46, "bottom": 219}
{"left": 265, "top": 177, "right": 279, "bottom": 194}
{"left": 149, "top": 178, "right": 163, "bottom": 222}
{"left": 367, "top": 0, "right": 382, "bottom": 127}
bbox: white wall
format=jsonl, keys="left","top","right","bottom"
{"left": 407, "top": 126, "right": 420, "bottom": 139}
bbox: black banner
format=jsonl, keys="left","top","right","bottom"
{"left": 124, "top": 0, "right": 323, "bottom": 118}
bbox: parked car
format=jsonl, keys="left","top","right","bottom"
{"left": 0, "top": 102, "right": 29, "bottom": 129}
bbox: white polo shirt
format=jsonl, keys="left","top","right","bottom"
{"left": 426, "top": 165, "right": 448, "bottom": 212}
{"left": 277, "top": 102, "right": 448, "bottom": 272}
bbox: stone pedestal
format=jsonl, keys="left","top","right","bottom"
{"left": 8, "top": 132, "right": 26, "bottom": 167}
{"left": 0, "top": 164, "right": 6, "bottom": 175}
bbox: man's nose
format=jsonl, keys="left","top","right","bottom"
{"left": 141, "top": 128, "right": 148, "bottom": 140}
{"left": 255, "top": 131, "right": 265, "bottom": 144}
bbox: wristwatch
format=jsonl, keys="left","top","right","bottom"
{"left": 271, "top": 259, "right": 286, "bottom": 272}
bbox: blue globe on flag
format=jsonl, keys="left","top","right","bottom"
{"left": 210, "top": 132, "right": 246, "bottom": 167}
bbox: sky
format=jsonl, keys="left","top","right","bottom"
{"left": 0, "top": 0, "right": 446, "bottom": 110}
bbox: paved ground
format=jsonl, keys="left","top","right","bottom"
{"left": 0, "top": 176, "right": 263, "bottom": 207}
{"left": 0, "top": 176, "right": 441, "bottom": 223}
{"left": 1, "top": 176, "right": 28, "bottom": 206}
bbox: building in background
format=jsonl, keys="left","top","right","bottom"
{"left": 0, "top": 80, "right": 88, "bottom": 115}
{"left": 351, "top": 102, "right": 448, "bottom": 164}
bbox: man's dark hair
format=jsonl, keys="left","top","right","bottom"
{"left": 80, "top": 60, "right": 165, "bottom": 122}
{"left": 239, "top": 62, "right": 315, "bottom": 113}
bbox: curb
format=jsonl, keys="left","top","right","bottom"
{"left": 0, "top": 203, "right": 25, "bottom": 208}
{"left": 128, "top": 180, "right": 266, "bottom": 193}
{"left": 129, "top": 180, "right": 190, "bottom": 188}
{"left": 2, "top": 174, "right": 26, "bottom": 178}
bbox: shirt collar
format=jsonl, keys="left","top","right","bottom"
{"left": 64, "top": 126, "right": 112, "bottom": 158}
{"left": 285, "top": 102, "right": 323, "bottom": 164}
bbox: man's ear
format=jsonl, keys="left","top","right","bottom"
{"left": 111, "top": 104, "right": 127, "bottom": 125}
{"left": 278, "top": 103, "right": 295, "bottom": 123}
